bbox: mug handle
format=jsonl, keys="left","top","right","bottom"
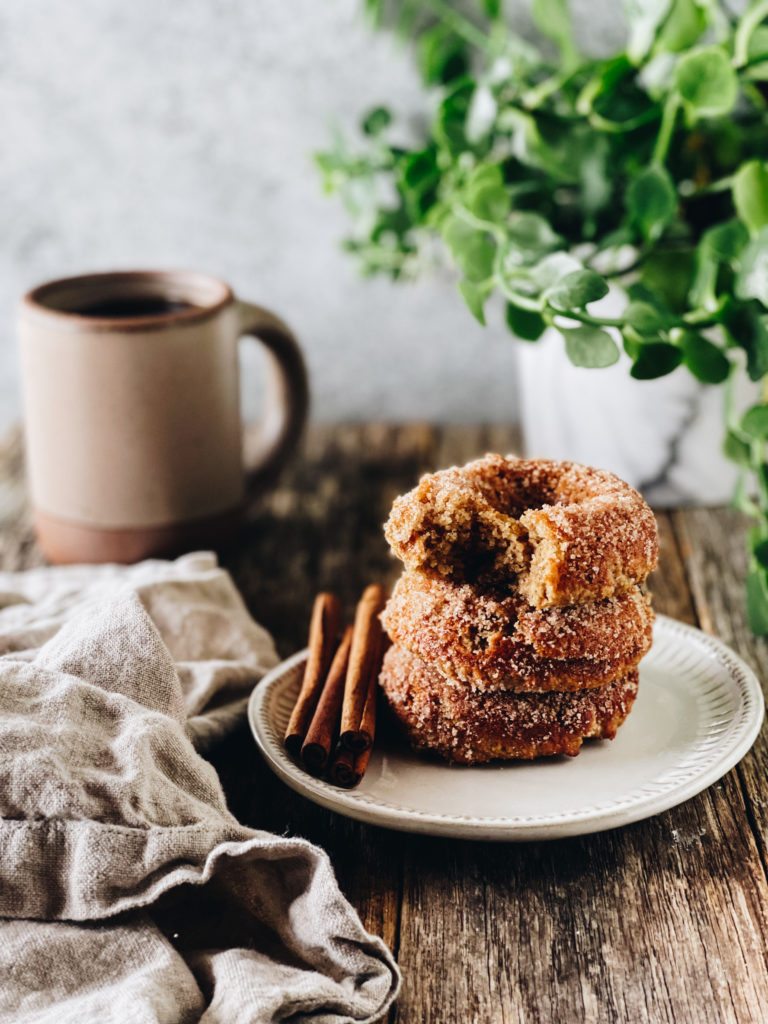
{"left": 237, "top": 300, "right": 309, "bottom": 498}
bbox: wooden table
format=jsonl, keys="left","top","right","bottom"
{"left": 2, "top": 423, "right": 768, "bottom": 1024}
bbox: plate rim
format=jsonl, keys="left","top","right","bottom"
{"left": 247, "top": 615, "right": 765, "bottom": 841}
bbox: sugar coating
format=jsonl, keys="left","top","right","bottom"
{"left": 380, "top": 645, "right": 639, "bottom": 764}
{"left": 384, "top": 454, "right": 659, "bottom": 609}
{"left": 381, "top": 570, "right": 654, "bottom": 692}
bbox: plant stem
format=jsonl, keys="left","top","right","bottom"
{"left": 419, "top": 0, "right": 495, "bottom": 54}
{"left": 681, "top": 308, "right": 720, "bottom": 326}
{"left": 734, "top": 0, "right": 768, "bottom": 67}
{"left": 548, "top": 308, "right": 626, "bottom": 328}
{"left": 451, "top": 203, "right": 507, "bottom": 243}
{"left": 522, "top": 64, "right": 592, "bottom": 109}
{"left": 494, "top": 276, "right": 542, "bottom": 311}
{"left": 724, "top": 361, "right": 737, "bottom": 428}
{"left": 652, "top": 94, "right": 680, "bottom": 167}
{"left": 683, "top": 173, "right": 735, "bottom": 196}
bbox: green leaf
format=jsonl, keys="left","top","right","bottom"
{"left": 531, "top": 0, "right": 579, "bottom": 69}
{"left": 733, "top": 161, "right": 768, "bottom": 237}
{"left": 544, "top": 270, "right": 609, "bottom": 312}
{"left": 434, "top": 81, "right": 474, "bottom": 154}
{"left": 640, "top": 248, "right": 696, "bottom": 314}
{"left": 721, "top": 299, "right": 768, "bottom": 381}
{"left": 680, "top": 332, "right": 730, "bottom": 384}
{"left": 626, "top": 166, "right": 677, "bottom": 243}
{"left": 459, "top": 280, "right": 489, "bottom": 325}
{"left": 443, "top": 217, "right": 495, "bottom": 282}
{"left": 560, "top": 326, "right": 620, "bottom": 368}
{"left": 624, "top": 300, "right": 667, "bottom": 334}
{"left": 506, "top": 213, "right": 562, "bottom": 260}
{"left": 417, "top": 25, "right": 468, "bottom": 86}
{"left": 701, "top": 219, "right": 750, "bottom": 264}
{"left": 690, "top": 221, "right": 749, "bottom": 308}
{"left": 753, "top": 537, "right": 768, "bottom": 570}
{"left": 746, "top": 568, "right": 768, "bottom": 635}
{"left": 746, "top": 322, "right": 768, "bottom": 381}
{"left": 734, "top": 473, "right": 758, "bottom": 516}
{"left": 735, "top": 0, "right": 768, "bottom": 67}
{"left": 758, "top": 462, "right": 768, "bottom": 504}
{"left": 401, "top": 148, "right": 439, "bottom": 190}
{"left": 622, "top": 328, "right": 643, "bottom": 361}
{"left": 576, "top": 56, "right": 633, "bottom": 116}
{"left": 361, "top": 107, "right": 392, "bottom": 136}
{"left": 736, "top": 227, "right": 768, "bottom": 306}
{"left": 626, "top": 280, "right": 673, "bottom": 314}
{"left": 467, "top": 164, "right": 504, "bottom": 191}
{"left": 527, "top": 253, "right": 583, "bottom": 292}
{"left": 741, "top": 404, "right": 768, "bottom": 439}
{"left": 673, "top": 46, "right": 739, "bottom": 119}
{"left": 468, "top": 181, "right": 510, "bottom": 224}
{"left": 625, "top": 0, "right": 672, "bottom": 63}
{"left": 653, "top": 0, "right": 707, "bottom": 54}
{"left": 724, "top": 429, "right": 753, "bottom": 467}
{"left": 745, "top": 25, "right": 768, "bottom": 80}
{"left": 478, "top": 0, "right": 501, "bottom": 16}
{"left": 506, "top": 303, "right": 546, "bottom": 341}
{"left": 630, "top": 342, "right": 683, "bottom": 379}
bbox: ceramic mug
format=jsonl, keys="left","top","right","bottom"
{"left": 19, "top": 269, "right": 309, "bottom": 564}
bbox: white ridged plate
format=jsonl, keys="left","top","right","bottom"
{"left": 247, "top": 616, "right": 764, "bottom": 840}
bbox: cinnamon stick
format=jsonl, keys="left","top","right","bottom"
{"left": 356, "top": 655, "right": 378, "bottom": 752}
{"left": 329, "top": 744, "right": 358, "bottom": 788}
{"left": 328, "top": 637, "right": 381, "bottom": 788}
{"left": 328, "top": 739, "right": 375, "bottom": 789}
{"left": 340, "top": 584, "right": 386, "bottom": 751}
{"left": 284, "top": 592, "right": 341, "bottom": 757}
{"left": 352, "top": 746, "right": 373, "bottom": 785}
{"left": 342, "top": 679, "right": 378, "bottom": 786}
{"left": 300, "top": 626, "right": 353, "bottom": 775}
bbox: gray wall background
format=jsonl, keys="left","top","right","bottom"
{"left": 0, "top": 0, "right": 621, "bottom": 430}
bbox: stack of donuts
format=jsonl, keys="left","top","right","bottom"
{"left": 379, "top": 455, "right": 659, "bottom": 765}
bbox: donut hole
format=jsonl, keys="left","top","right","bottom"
{"left": 473, "top": 475, "right": 556, "bottom": 519}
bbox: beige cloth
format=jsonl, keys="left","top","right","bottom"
{"left": 0, "top": 552, "right": 400, "bottom": 1023}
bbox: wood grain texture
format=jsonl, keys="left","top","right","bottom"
{"left": 673, "top": 508, "right": 768, "bottom": 870}
{"left": 1, "top": 424, "right": 767, "bottom": 1024}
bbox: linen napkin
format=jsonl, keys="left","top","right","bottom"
{"left": 0, "top": 552, "right": 400, "bottom": 1023}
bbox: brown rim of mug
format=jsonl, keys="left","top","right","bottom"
{"left": 21, "top": 270, "right": 235, "bottom": 333}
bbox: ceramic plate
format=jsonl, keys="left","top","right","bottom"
{"left": 247, "top": 616, "right": 764, "bottom": 840}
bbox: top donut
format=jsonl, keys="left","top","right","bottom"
{"left": 384, "top": 454, "right": 659, "bottom": 610}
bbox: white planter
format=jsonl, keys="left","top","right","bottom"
{"left": 517, "top": 326, "right": 755, "bottom": 507}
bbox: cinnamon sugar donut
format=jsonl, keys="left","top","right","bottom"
{"left": 380, "top": 645, "right": 639, "bottom": 764}
{"left": 381, "top": 570, "right": 653, "bottom": 692}
{"left": 384, "top": 455, "right": 659, "bottom": 609}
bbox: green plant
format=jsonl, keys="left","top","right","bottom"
{"left": 317, "top": 0, "right": 768, "bottom": 632}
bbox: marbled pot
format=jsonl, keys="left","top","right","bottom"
{"left": 516, "top": 293, "right": 754, "bottom": 507}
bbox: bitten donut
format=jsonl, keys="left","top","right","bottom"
{"left": 381, "top": 570, "right": 653, "bottom": 692}
{"left": 380, "top": 645, "right": 639, "bottom": 764}
{"left": 384, "top": 454, "right": 659, "bottom": 609}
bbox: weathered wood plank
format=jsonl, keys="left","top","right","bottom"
{"left": 395, "top": 772, "right": 768, "bottom": 1024}
{"left": 673, "top": 507, "right": 768, "bottom": 860}
{"left": 3, "top": 425, "right": 768, "bottom": 1024}
{"left": 229, "top": 422, "right": 435, "bottom": 656}
{"left": 393, "top": 783, "right": 768, "bottom": 1024}
{"left": 433, "top": 423, "right": 523, "bottom": 469}
{"left": 651, "top": 512, "right": 696, "bottom": 626}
